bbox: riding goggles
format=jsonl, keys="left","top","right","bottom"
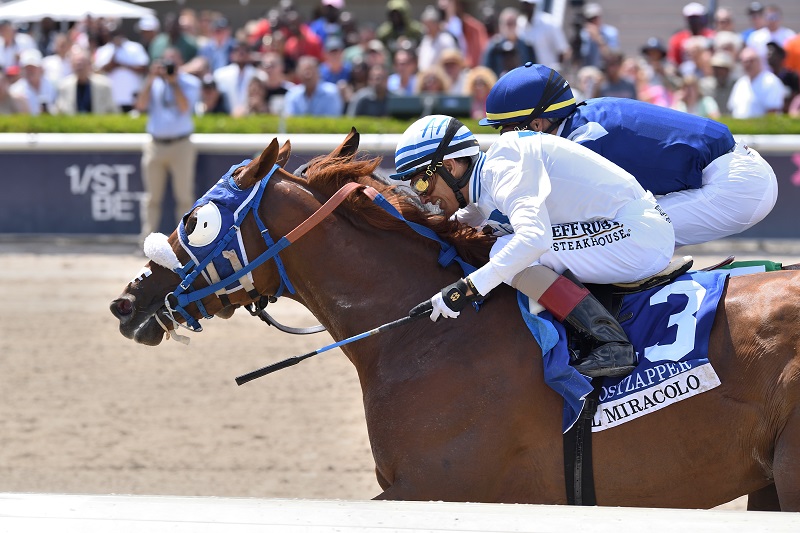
{"left": 411, "top": 168, "right": 438, "bottom": 196}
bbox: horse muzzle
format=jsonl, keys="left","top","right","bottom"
{"left": 110, "top": 296, "right": 168, "bottom": 346}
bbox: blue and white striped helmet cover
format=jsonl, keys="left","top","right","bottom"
{"left": 390, "top": 115, "right": 480, "bottom": 180}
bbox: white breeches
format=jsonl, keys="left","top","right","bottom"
{"left": 657, "top": 142, "right": 778, "bottom": 247}
{"left": 491, "top": 194, "right": 675, "bottom": 285}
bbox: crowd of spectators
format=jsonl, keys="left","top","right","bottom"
{"left": 0, "top": 0, "right": 799, "bottom": 120}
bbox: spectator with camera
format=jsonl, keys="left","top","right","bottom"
{"left": 135, "top": 47, "right": 201, "bottom": 247}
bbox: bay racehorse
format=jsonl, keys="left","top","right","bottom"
{"left": 110, "top": 130, "right": 800, "bottom": 511}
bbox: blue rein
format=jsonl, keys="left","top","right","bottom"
{"left": 166, "top": 164, "right": 476, "bottom": 333}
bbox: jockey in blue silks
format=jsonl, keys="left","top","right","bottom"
{"left": 479, "top": 62, "right": 778, "bottom": 248}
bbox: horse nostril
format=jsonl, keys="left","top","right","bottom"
{"left": 112, "top": 298, "right": 133, "bottom": 317}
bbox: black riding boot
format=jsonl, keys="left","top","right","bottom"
{"left": 537, "top": 272, "right": 636, "bottom": 379}
{"left": 563, "top": 293, "right": 637, "bottom": 378}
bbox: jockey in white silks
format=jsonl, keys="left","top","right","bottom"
{"left": 392, "top": 115, "right": 675, "bottom": 378}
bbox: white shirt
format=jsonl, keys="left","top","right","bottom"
{"left": 94, "top": 39, "right": 149, "bottom": 107}
{"left": 727, "top": 70, "right": 785, "bottom": 118}
{"left": 516, "top": 12, "right": 570, "bottom": 70}
{"left": 418, "top": 31, "right": 459, "bottom": 71}
{"left": 213, "top": 63, "right": 255, "bottom": 113}
{"left": 42, "top": 54, "right": 72, "bottom": 86}
{"left": 461, "top": 132, "right": 647, "bottom": 295}
{"left": 745, "top": 26, "right": 796, "bottom": 62}
{"left": 9, "top": 76, "right": 56, "bottom": 115}
{"left": 0, "top": 32, "right": 35, "bottom": 68}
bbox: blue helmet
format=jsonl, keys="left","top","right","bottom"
{"left": 390, "top": 115, "right": 480, "bottom": 180}
{"left": 478, "top": 63, "right": 577, "bottom": 128}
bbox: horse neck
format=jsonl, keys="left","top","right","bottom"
{"left": 259, "top": 177, "right": 464, "bottom": 365}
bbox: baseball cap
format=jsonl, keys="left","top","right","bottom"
{"left": 366, "top": 39, "right": 385, "bottom": 54}
{"left": 682, "top": 2, "right": 706, "bottom": 17}
{"left": 640, "top": 37, "right": 667, "bottom": 56}
{"left": 19, "top": 48, "right": 42, "bottom": 68}
{"left": 421, "top": 5, "right": 441, "bottom": 22}
{"left": 747, "top": 2, "right": 764, "bottom": 14}
{"left": 519, "top": 0, "right": 542, "bottom": 4}
{"left": 322, "top": 0, "right": 344, "bottom": 8}
{"left": 583, "top": 3, "right": 603, "bottom": 19}
{"left": 137, "top": 15, "right": 160, "bottom": 32}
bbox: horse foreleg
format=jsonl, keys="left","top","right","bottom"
{"left": 773, "top": 409, "right": 800, "bottom": 511}
{"left": 747, "top": 484, "right": 781, "bottom": 511}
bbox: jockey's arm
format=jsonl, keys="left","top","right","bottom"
{"left": 466, "top": 141, "right": 552, "bottom": 297}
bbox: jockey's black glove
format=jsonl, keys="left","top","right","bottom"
{"left": 412, "top": 278, "right": 484, "bottom": 322}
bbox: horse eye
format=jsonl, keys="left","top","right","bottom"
{"left": 185, "top": 212, "right": 198, "bottom": 234}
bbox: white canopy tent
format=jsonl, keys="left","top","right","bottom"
{"left": 0, "top": 0, "right": 156, "bottom": 23}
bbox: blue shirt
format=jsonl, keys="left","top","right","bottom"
{"left": 559, "top": 98, "right": 735, "bottom": 194}
{"left": 319, "top": 62, "right": 352, "bottom": 85}
{"left": 146, "top": 73, "right": 201, "bottom": 138}
{"left": 199, "top": 38, "right": 236, "bottom": 72}
{"left": 284, "top": 81, "right": 343, "bottom": 116}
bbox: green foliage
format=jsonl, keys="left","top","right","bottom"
{"left": 0, "top": 114, "right": 796, "bottom": 135}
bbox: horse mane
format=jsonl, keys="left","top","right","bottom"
{"left": 303, "top": 153, "right": 495, "bottom": 266}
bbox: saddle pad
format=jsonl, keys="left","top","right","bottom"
{"left": 518, "top": 270, "right": 729, "bottom": 433}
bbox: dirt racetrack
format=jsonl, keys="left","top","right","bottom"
{"left": 3, "top": 238, "right": 799, "bottom": 508}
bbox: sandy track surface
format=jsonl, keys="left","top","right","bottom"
{"left": 2, "top": 239, "right": 798, "bottom": 508}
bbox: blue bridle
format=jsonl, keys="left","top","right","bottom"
{"left": 160, "top": 160, "right": 477, "bottom": 335}
{"left": 164, "top": 161, "right": 293, "bottom": 332}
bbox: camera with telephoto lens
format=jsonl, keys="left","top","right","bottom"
{"left": 164, "top": 61, "right": 176, "bottom": 76}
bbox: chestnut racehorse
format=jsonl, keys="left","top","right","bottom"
{"left": 110, "top": 130, "right": 800, "bottom": 511}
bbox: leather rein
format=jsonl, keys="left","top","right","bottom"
{"left": 161, "top": 163, "right": 476, "bottom": 342}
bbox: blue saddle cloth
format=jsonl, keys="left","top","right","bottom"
{"left": 518, "top": 270, "right": 729, "bottom": 433}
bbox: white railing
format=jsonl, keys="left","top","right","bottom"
{"left": 1, "top": 493, "right": 798, "bottom": 532}
{"left": 0, "top": 133, "right": 796, "bottom": 154}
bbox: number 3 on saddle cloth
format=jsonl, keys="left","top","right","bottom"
{"left": 518, "top": 270, "right": 729, "bottom": 434}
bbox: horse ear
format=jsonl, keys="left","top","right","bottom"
{"left": 276, "top": 139, "right": 292, "bottom": 168}
{"left": 330, "top": 127, "right": 360, "bottom": 160}
{"left": 238, "top": 138, "right": 280, "bottom": 189}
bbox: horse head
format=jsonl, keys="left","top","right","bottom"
{"left": 110, "top": 129, "right": 374, "bottom": 346}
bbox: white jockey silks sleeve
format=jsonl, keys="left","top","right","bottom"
{"left": 468, "top": 136, "right": 553, "bottom": 296}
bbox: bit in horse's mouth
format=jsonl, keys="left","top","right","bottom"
{"left": 132, "top": 308, "right": 169, "bottom": 346}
